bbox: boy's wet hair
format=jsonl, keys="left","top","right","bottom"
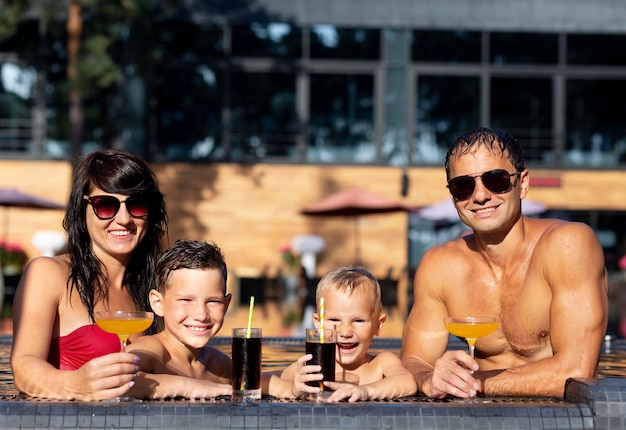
{"left": 444, "top": 127, "right": 526, "bottom": 180}
{"left": 156, "top": 239, "right": 228, "bottom": 294}
{"left": 316, "top": 266, "right": 382, "bottom": 317}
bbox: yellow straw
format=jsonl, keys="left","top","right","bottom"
{"left": 246, "top": 296, "right": 255, "bottom": 338}
{"left": 319, "top": 297, "right": 325, "bottom": 344}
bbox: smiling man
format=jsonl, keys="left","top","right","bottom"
{"left": 401, "top": 127, "right": 609, "bottom": 399}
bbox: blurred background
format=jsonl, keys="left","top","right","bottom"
{"left": 1, "top": 0, "right": 626, "bottom": 337}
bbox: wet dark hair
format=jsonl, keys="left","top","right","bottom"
{"left": 444, "top": 127, "right": 526, "bottom": 180}
{"left": 62, "top": 149, "right": 168, "bottom": 323}
{"left": 156, "top": 240, "right": 228, "bottom": 295}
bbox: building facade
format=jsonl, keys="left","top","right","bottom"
{"left": 1, "top": 1, "right": 626, "bottom": 309}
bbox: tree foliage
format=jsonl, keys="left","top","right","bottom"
{"left": 0, "top": 0, "right": 31, "bottom": 44}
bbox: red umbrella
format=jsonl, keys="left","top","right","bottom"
{"left": 301, "top": 187, "right": 414, "bottom": 262}
{"left": 0, "top": 188, "right": 65, "bottom": 209}
{"left": 0, "top": 188, "right": 65, "bottom": 243}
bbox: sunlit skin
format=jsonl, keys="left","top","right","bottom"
{"left": 10, "top": 189, "right": 145, "bottom": 400}
{"left": 150, "top": 268, "right": 231, "bottom": 352}
{"left": 267, "top": 285, "right": 417, "bottom": 402}
{"left": 448, "top": 148, "right": 526, "bottom": 239}
{"left": 86, "top": 186, "right": 148, "bottom": 265}
{"left": 401, "top": 144, "right": 608, "bottom": 399}
{"left": 125, "top": 268, "right": 234, "bottom": 399}
{"left": 314, "top": 288, "right": 382, "bottom": 372}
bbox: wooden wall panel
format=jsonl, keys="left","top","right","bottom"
{"left": 1, "top": 160, "right": 625, "bottom": 307}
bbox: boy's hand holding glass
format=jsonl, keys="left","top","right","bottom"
{"left": 289, "top": 354, "right": 324, "bottom": 398}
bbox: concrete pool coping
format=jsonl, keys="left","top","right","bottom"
{"left": 1, "top": 337, "right": 625, "bottom": 429}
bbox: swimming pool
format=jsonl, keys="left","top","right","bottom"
{"left": 1, "top": 335, "right": 625, "bottom": 429}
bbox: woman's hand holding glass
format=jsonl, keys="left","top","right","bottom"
{"left": 70, "top": 350, "right": 141, "bottom": 401}
{"left": 94, "top": 311, "right": 154, "bottom": 401}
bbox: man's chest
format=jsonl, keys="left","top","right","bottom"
{"left": 449, "top": 270, "right": 552, "bottom": 358}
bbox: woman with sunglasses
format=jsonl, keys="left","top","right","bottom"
{"left": 10, "top": 149, "right": 168, "bottom": 401}
{"left": 401, "top": 127, "right": 608, "bottom": 399}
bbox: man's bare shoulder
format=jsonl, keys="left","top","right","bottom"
{"left": 528, "top": 217, "right": 600, "bottom": 251}
{"left": 421, "top": 235, "right": 471, "bottom": 261}
{"left": 527, "top": 217, "right": 606, "bottom": 290}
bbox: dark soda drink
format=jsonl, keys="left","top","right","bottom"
{"left": 231, "top": 335, "right": 262, "bottom": 395}
{"left": 305, "top": 341, "right": 336, "bottom": 390}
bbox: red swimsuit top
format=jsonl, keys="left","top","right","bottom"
{"left": 47, "top": 324, "right": 121, "bottom": 370}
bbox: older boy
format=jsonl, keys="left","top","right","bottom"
{"left": 126, "top": 239, "right": 233, "bottom": 399}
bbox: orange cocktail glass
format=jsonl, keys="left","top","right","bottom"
{"left": 95, "top": 310, "right": 154, "bottom": 351}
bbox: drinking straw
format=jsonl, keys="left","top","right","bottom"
{"left": 319, "top": 297, "right": 325, "bottom": 343}
{"left": 246, "top": 296, "right": 255, "bottom": 338}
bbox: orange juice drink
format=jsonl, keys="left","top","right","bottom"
{"left": 444, "top": 321, "right": 499, "bottom": 341}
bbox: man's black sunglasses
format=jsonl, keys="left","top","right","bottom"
{"left": 83, "top": 195, "right": 149, "bottom": 220}
{"left": 447, "top": 169, "right": 520, "bottom": 202}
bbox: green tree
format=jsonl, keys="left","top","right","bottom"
{"left": 1, "top": 0, "right": 264, "bottom": 161}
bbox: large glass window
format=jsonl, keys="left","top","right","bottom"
{"left": 0, "top": 62, "right": 34, "bottom": 152}
{"left": 231, "top": 23, "right": 301, "bottom": 58}
{"left": 229, "top": 71, "right": 298, "bottom": 161}
{"left": 490, "top": 77, "right": 552, "bottom": 163}
{"left": 155, "top": 63, "right": 223, "bottom": 161}
{"left": 566, "top": 79, "right": 626, "bottom": 166}
{"left": 308, "top": 73, "right": 375, "bottom": 163}
{"left": 490, "top": 32, "right": 558, "bottom": 64}
{"left": 567, "top": 34, "right": 626, "bottom": 66}
{"left": 411, "top": 30, "right": 481, "bottom": 63}
{"left": 414, "top": 75, "right": 480, "bottom": 164}
{"left": 311, "top": 26, "right": 380, "bottom": 59}
{"left": 157, "top": 22, "right": 224, "bottom": 60}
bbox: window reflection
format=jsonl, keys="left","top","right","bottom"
{"left": 490, "top": 77, "right": 552, "bottom": 163}
{"left": 412, "top": 30, "right": 481, "bottom": 63}
{"left": 232, "top": 23, "right": 301, "bottom": 58}
{"left": 0, "top": 63, "right": 35, "bottom": 152}
{"left": 566, "top": 79, "right": 626, "bottom": 165}
{"left": 414, "top": 75, "right": 480, "bottom": 165}
{"left": 308, "top": 74, "right": 375, "bottom": 163}
{"left": 157, "top": 22, "right": 224, "bottom": 59}
{"left": 156, "top": 63, "right": 223, "bottom": 161}
{"left": 311, "top": 26, "right": 380, "bottom": 59}
{"left": 230, "top": 71, "right": 297, "bottom": 161}
{"left": 490, "top": 33, "right": 558, "bottom": 64}
{"left": 567, "top": 34, "right": 626, "bottom": 66}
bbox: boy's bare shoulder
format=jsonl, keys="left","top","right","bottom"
{"left": 200, "top": 345, "right": 232, "bottom": 381}
{"left": 369, "top": 350, "right": 404, "bottom": 365}
{"left": 369, "top": 351, "right": 412, "bottom": 375}
{"left": 126, "top": 333, "right": 168, "bottom": 358}
{"left": 200, "top": 345, "right": 230, "bottom": 363}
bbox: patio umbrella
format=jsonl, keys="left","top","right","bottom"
{"left": 301, "top": 187, "right": 415, "bottom": 263}
{"left": 416, "top": 198, "right": 547, "bottom": 222}
{"left": 0, "top": 188, "right": 65, "bottom": 244}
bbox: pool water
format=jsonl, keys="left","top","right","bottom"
{"left": 0, "top": 335, "right": 624, "bottom": 397}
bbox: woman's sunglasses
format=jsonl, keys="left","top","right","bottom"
{"left": 83, "top": 195, "right": 149, "bottom": 220}
{"left": 447, "top": 169, "right": 520, "bottom": 202}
